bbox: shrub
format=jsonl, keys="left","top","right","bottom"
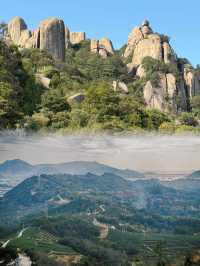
{"left": 51, "top": 111, "right": 70, "bottom": 129}
{"left": 41, "top": 90, "right": 71, "bottom": 113}
{"left": 69, "top": 109, "right": 90, "bottom": 128}
{"left": 24, "top": 113, "right": 49, "bottom": 130}
{"left": 159, "top": 122, "right": 176, "bottom": 134}
{"left": 145, "top": 109, "right": 170, "bottom": 130}
{"left": 175, "top": 125, "right": 196, "bottom": 134}
{"left": 179, "top": 112, "right": 198, "bottom": 127}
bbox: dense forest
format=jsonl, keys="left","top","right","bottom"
{"left": 1, "top": 36, "right": 200, "bottom": 133}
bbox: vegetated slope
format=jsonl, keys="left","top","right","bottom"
{"left": 0, "top": 159, "right": 144, "bottom": 196}
{"left": 1, "top": 171, "right": 200, "bottom": 265}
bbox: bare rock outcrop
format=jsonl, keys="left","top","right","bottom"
{"left": 65, "top": 27, "right": 70, "bottom": 48}
{"left": 163, "top": 42, "right": 176, "bottom": 64}
{"left": 90, "top": 38, "right": 114, "bottom": 58}
{"left": 99, "top": 38, "right": 114, "bottom": 55}
{"left": 18, "top": 29, "right": 31, "bottom": 47}
{"left": 70, "top": 32, "right": 85, "bottom": 44}
{"left": 184, "top": 66, "right": 200, "bottom": 98}
{"left": 39, "top": 17, "right": 65, "bottom": 61}
{"left": 7, "top": 17, "right": 66, "bottom": 61}
{"left": 132, "top": 34, "right": 163, "bottom": 66}
{"left": 91, "top": 40, "right": 99, "bottom": 53}
{"left": 124, "top": 20, "right": 177, "bottom": 67}
{"left": 68, "top": 93, "right": 85, "bottom": 103}
{"left": 36, "top": 74, "right": 51, "bottom": 88}
{"left": 25, "top": 28, "right": 40, "bottom": 49}
{"left": 143, "top": 73, "right": 187, "bottom": 113}
{"left": 124, "top": 26, "right": 143, "bottom": 58}
{"left": 113, "top": 81, "right": 129, "bottom": 94}
{"left": 8, "top": 17, "right": 28, "bottom": 45}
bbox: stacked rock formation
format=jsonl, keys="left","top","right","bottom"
{"left": 124, "top": 20, "right": 200, "bottom": 113}
{"left": 39, "top": 18, "right": 65, "bottom": 61}
{"left": 90, "top": 38, "right": 114, "bottom": 58}
{"left": 124, "top": 20, "right": 176, "bottom": 67}
{"left": 6, "top": 17, "right": 86, "bottom": 61}
{"left": 7, "top": 17, "right": 30, "bottom": 46}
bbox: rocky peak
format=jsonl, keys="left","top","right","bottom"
{"left": 7, "top": 16, "right": 28, "bottom": 45}
{"left": 6, "top": 17, "right": 86, "bottom": 61}
{"left": 70, "top": 32, "right": 86, "bottom": 44}
{"left": 39, "top": 17, "right": 65, "bottom": 61}
{"left": 142, "top": 20, "right": 150, "bottom": 27}
{"left": 90, "top": 38, "right": 114, "bottom": 58}
{"left": 124, "top": 20, "right": 176, "bottom": 66}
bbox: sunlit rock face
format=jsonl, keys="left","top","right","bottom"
{"left": 143, "top": 73, "right": 187, "bottom": 113}
{"left": 124, "top": 20, "right": 176, "bottom": 66}
{"left": 39, "top": 17, "right": 65, "bottom": 61}
{"left": 8, "top": 17, "right": 28, "bottom": 45}
{"left": 184, "top": 67, "right": 200, "bottom": 98}
{"left": 70, "top": 32, "right": 86, "bottom": 44}
{"left": 7, "top": 16, "right": 66, "bottom": 61}
{"left": 90, "top": 38, "right": 114, "bottom": 58}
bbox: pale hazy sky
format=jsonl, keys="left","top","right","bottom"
{"left": 0, "top": 132, "right": 200, "bottom": 173}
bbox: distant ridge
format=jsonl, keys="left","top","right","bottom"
{"left": 0, "top": 159, "right": 144, "bottom": 196}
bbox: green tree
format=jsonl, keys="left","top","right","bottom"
{"left": 179, "top": 112, "right": 198, "bottom": 127}
{"left": 41, "top": 90, "right": 71, "bottom": 113}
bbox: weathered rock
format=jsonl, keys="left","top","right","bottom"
{"left": 99, "top": 48, "right": 108, "bottom": 59}
{"left": 136, "top": 65, "right": 145, "bottom": 78}
{"left": 65, "top": 27, "right": 70, "bottom": 48}
{"left": 39, "top": 17, "right": 65, "bottom": 61}
{"left": 8, "top": 17, "right": 28, "bottom": 45}
{"left": 142, "top": 20, "right": 150, "bottom": 27}
{"left": 25, "top": 28, "right": 40, "bottom": 49}
{"left": 166, "top": 73, "right": 176, "bottom": 98}
{"left": 91, "top": 39, "right": 99, "bottom": 53}
{"left": 68, "top": 93, "right": 85, "bottom": 103}
{"left": 90, "top": 38, "right": 113, "bottom": 58}
{"left": 144, "top": 75, "right": 167, "bottom": 111}
{"left": 113, "top": 81, "right": 129, "bottom": 94}
{"left": 141, "top": 25, "right": 153, "bottom": 37}
{"left": 99, "top": 38, "right": 114, "bottom": 54}
{"left": 70, "top": 32, "right": 85, "bottom": 44}
{"left": 126, "top": 63, "right": 135, "bottom": 75}
{"left": 36, "top": 74, "right": 51, "bottom": 88}
{"left": 144, "top": 73, "right": 187, "bottom": 113}
{"left": 18, "top": 29, "right": 31, "bottom": 47}
{"left": 132, "top": 34, "right": 163, "bottom": 66}
{"left": 184, "top": 69, "right": 200, "bottom": 98}
{"left": 163, "top": 42, "right": 176, "bottom": 64}
{"left": 124, "top": 26, "right": 143, "bottom": 58}
{"left": 124, "top": 20, "right": 177, "bottom": 68}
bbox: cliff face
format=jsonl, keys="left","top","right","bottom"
{"left": 39, "top": 18, "right": 65, "bottom": 61}
{"left": 90, "top": 38, "right": 114, "bottom": 58}
{"left": 124, "top": 20, "right": 200, "bottom": 113}
{"left": 6, "top": 17, "right": 86, "bottom": 61}
{"left": 5, "top": 17, "right": 200, "bottom": 114}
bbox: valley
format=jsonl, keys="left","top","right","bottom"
{"left": 0, "top": 159, "right": 200, "bottom": 265}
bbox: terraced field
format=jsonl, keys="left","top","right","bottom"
{"left": 108, "top": 230, "right": 200, "bottom": 264}
{"left": 9, "top": 227, "right": 76, "bottom": 255}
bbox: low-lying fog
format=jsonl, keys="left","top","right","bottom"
{"left": 0, "top": 131, "right": 200, "bottom": 174}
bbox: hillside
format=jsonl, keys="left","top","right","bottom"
{"left": 0, "top": 159, "right": 144, "bottom": 196}
{"left": 0, "top": 18, "right": 200, "bottom": 133}
{"left": 1, "top": 171, "right": 200, "bottom": 265}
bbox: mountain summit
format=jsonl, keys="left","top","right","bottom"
{"left": 1, "top": 17, "right": 200, "bottom": 131}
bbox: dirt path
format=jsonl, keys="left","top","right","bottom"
{"left": 93, "top": 218, "right": 109, "bottom": 239}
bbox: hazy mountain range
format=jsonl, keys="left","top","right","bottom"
{"left": 0, "top": 159, "right": 145, "bottom": 196}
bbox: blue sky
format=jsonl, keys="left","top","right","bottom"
{"left": 1, "top": 0, "right": 200, "bottom": 66}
